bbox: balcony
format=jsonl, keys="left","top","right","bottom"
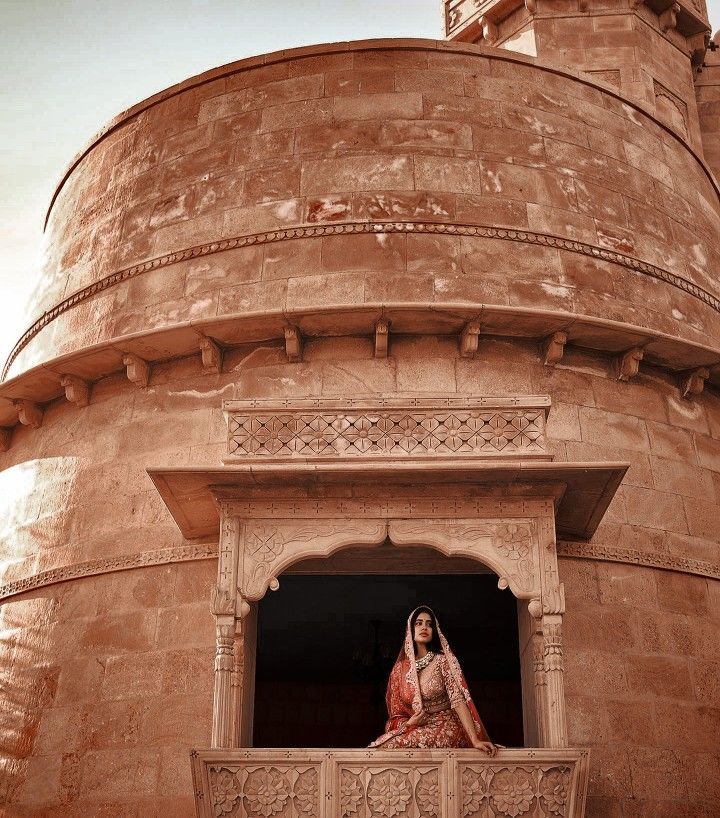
{"left": 191, "top": 748, "right": 589, "bottom": 818}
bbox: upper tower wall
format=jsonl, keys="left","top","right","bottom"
{"left": 6, "top": 40, "right": 720, "bottom": 383}
{"left": 445, "top": 0, "right": 711, "bottom": 154}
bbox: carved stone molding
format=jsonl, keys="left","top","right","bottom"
{"left": 224, "top": 397, "right": 551, "bottom": 463}
{"left": 191, "top": 748, "right": 591, "bottom": 818}
{"left": 0, "top": 544, "right": 217, "bottom": 603}
{"left": 6, "top": 219, "right": 720, "bottom": 380}
{"left": 557, "top": 541, "right": 720, "bottom": 581}
{"left": 1, "top": 539, "right": 715, "bottom": 605}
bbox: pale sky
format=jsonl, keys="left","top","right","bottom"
{"left": 1, "top": 0, "right": 719, "bottom": 370}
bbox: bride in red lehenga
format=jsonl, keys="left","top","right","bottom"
{"left": 369, "top": 606, "right": 497, "bottom": 753}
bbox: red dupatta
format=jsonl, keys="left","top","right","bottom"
{"left": 369, "top": 606, "right": 490, "bottom": 748}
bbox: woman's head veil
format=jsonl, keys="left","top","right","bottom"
{"left": 394, "top": 605, "right": 486, "bottom": 736}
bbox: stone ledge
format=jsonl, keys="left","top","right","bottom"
{"left": 191, "top": 747, "right": 590, "bottom": 818}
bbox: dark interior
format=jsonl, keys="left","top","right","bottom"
{"left": 253, "top": 573, "right": 524, "bottom": 748}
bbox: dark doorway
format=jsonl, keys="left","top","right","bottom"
{"left": 253, "top": 574, "right": 524, "bottom": 748}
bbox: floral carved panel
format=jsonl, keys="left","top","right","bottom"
{"left": 192, "top": 750, "right": 590, "bottom": 818}
{"left": 239, "top": 518, "right": 388, "bottom": 601}
{"left": 388, "top": 519, "right": 540, "bottom": 599}
{"left": 223, "top": 398, "right": 550, "bottom": 463}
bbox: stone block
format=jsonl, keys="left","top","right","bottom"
{"left": 578, "top": 406, "right": 649, "bottom": 452}
{"left": 243, "top": 161, "right": 300, "bottom": 205}
{"left": 324, "top": 69, "right": 394, "bottom": 96}
{"left": 301, "top": 154, "right": 414, "bottom": 195}
{"left": 288, "top": 272, "right": 365, "bottom": 308}
{"left": 626, "top": 654, "right": 693, "bottom": 699}
{"left": 646, "top": 421, "right": 696, "bottom": 463}
{"left": 564, "top": 649, "right": 630, "bottom": 699}
{"left": 322, "top": 233, "right": 406, "bottom": 274}
{"left": 597, "top": 563, "right": 657, "bottom": 608}
{"left": 78, "top": 609, "right": 157, "bottom": 655}
{"left": 80, "top": 748, "right": 161, "bottom": 799}
{"left": 101, "top": 652, "right": 165, "bottom": 701}
{"left": 155, "top": 603, "right": 215, "bottom": 650}
{"left": 606, "top": 699, "right": 657, "bottom": 745}
{"left": 261, "top": 98, "right": 333, "bottom": 131}
{"left": 380, "top": 119, "right": 473, "bottom": 150}
{"left": 334, "top": 91, "right": 423, "bottom": 121}
{"left": 695, "top": 433, "right": 720, "bottom": 473}
{"left": 628, "top": 747, "right": 688, "bottom": 800}
{"left": 656, "top": 571, "right": 709, "bottom": 617}
{"left": 414, "top": 156, "right": 480, "bottom": 194}
{"left": 140, "top": 693, "right": 212, "bottom": 747}
{"left": 653, "top": 701, "right": 720, "bottom": 752}
{"left": 161, "top": 648, "right": 214, "bottom": 697}
{"left": 262, "top": 237, "right": 322, "bottom": 281}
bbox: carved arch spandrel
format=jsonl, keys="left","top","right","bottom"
{"left": 388, "top": 519, "right": 541, "bottom": 600}
{"left": 239, "top": 519, "right": 388, "bottom": 601}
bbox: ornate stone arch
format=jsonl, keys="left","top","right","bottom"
{"left": 148, "top": 396, "right": 626, "bottom": 753}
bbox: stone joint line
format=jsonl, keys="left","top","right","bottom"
{"left": 0, "top": 539, "right": 717, "bottom": 604}
{"left": 3, "top": 220, "right": 718, "bottom": 381}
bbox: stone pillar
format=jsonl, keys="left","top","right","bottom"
{"left": 540, "top": 615, "right": 568, "bottom": 748}
{"left": 211, "top": 513, "right": 241, "bottom": 748}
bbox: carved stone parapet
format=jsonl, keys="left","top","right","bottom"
{"left": 14, "top": 399, "right": 42, "bottom": 429}
{"left": 374, "top": 318, "right": 389, "bottom": 358}
{"left": 542, "top": 331, "right": 568, "bottom": 366}
{"left": 123, "top": 353, "right": 150, "bottom": 388}
{"left": 60, "top": 374, "right": 90, "bottom": 407}
{"left": 191, "top": 748, "right": 591, "bottom": 818}
{"left": 198, "top": 334, "right": 223, "bottom": 374}
{"left": 0, "top": 427, "right": 11, "bottom": 451}
{"left": 284, "top": 326, "right": 303, "bottom": 362}
{"left": 680, "top": 366, "right": 710, "bottom": 398}
{"left": 223, "top": 396, "right": 551, "bottom": 462}
{"left": 459, "top": 319, "right": 481, "bottom": 357}
{"left": 615, "top": 346, "right": 644, "bottom": 381}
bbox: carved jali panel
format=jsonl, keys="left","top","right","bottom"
{"left": 223, "top": 398, "right": 550, "bottom": 462}
{"left": 208, "top": 764, "right": 320, "bottom": 818}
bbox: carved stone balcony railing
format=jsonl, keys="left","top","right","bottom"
{"left": 223, "top": 397, "right": 551, "bottom": 464}
{"left": 191, "top": 748, "right": 590, "bottom": 818}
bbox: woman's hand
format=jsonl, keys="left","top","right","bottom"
{"left": 472, "top": 738, "right": 497, "bottom": 756}
{"left": 405, "top": 709, "right": 427, "bottom": 728}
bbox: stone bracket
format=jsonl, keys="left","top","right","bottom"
{"left": 542, "top": 331, "right": 568, "bottom": 366}
{"left": 198, "top": 334, "right": 223, "bottom": 374}
{"left": 123, "top": 353, "right": 150, "bottom": 388}
{"left": 60, "top": 374, "right": 90, "bottom": 407}
{"left": 680, "top": 366, "right": 709, "bottom": 398}
{"left": 459, "top": 319, "right": 481, "bottom": 357}
{"left": 14, "top": 399, "right": 43, "bottom": 429}
{"left": 374, "top": 318, "right": 389, "bottom": 358}
{"left": 284, "top": 327, "right": 303, "bottom": 362}
{"left": 615, "top": 346, "right": 644, "bottom": 381}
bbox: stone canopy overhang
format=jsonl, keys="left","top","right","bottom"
{"left": 147, "top": 460, "right": 628, "bottom": 541}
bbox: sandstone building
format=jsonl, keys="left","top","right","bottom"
{"left": 1, "top": 0, "right": 720, "bottom": 815}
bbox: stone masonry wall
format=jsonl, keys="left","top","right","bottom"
{"left": 1, "top": 338, "right": 719, "bottom": 815}
{"left": 7, "top": 42, "right": 720, "bottom": 377}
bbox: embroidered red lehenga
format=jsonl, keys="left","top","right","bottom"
{"left": 369, "top": 606, "right": 491, "bottom": 749}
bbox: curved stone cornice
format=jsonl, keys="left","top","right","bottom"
{"left": 5, "top": 220, "right": 720, "bottom": 381}
{"left": 0, "top": 539, "right": 716, "bottom": 605}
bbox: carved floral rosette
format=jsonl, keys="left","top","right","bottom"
{"left": 208, "top": 764, "right": 320, "bottom": 818}
{"left": 192, "top": 750, "right": 589, "bottom": 818}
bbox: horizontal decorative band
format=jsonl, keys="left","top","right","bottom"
{"left": 0, "top": 537, "right": 716, "bottom": 604}
{"left": 558, "top": 541, "right": 720, "bottom": 581}
{"left": 4, "top": 220, "right": 719, "bottom": 380}
{"left": 0, "top": 543, "right": 217, "bottom": 603}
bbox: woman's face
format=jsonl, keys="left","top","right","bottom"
{"left": 413, "top": 611, "right": 433, "bottom": 646}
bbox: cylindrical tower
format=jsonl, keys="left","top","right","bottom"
{"left": 1, "top": 26, "right": 719, "bottom": 818}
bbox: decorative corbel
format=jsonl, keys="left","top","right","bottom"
{"left": 122, "top": 354, "right": 150, "bottom": 388}
{"left": 542, "top": 331, "right": 568, "bottom": 366}
{"left": 659, "top": 2, "right": 680, "bottom": 32}
{"left": 616, "top": 347, "right": 644, "bottom": 381}
{"left": 480, "top": 15, "right": 499, "bottom": 44}
{"left": 14, "top": 400, "right": 43, "bottom": 429}
{"left": 59, "top": 375, "right": 90, "bottom": 408}
{"left": 680, "top": 367, "right": 710, "bottom": 399}
{"left": 525, "top": 0, "right": 537, "bottom": 12}
{"left": 374, "top": 318, "right": 389, "bottom": 359}
{"left": 0, "top": 427, "right": 12, "bottom": 452}
{"left": 198, "top": 334, "right": 223, "bottom": 374}
{"left": 459, "top": 320, "right": 481, "bottom": 358}
{"left": 284, "top": 327, "right": 303, "bottom": 363}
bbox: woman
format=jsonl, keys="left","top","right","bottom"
{"left": 369, "top": 606, "right": 497, "bottom": 753}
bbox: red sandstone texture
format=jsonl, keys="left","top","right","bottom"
{"left": 1, "top": 1, "right": 720, "bottom": 814}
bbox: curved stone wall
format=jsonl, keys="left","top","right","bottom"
{"left": 1, "top": 338, "right": 720, "bottom": 815}
{"left": 2, "top": 36, "right": 720, "bottom": 818}
{"left": 6, "top": 40, "right": 720, "bottom": 378}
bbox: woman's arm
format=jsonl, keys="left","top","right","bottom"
{"left": 453, "top": 699, "right": 497, "bottom": 756}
